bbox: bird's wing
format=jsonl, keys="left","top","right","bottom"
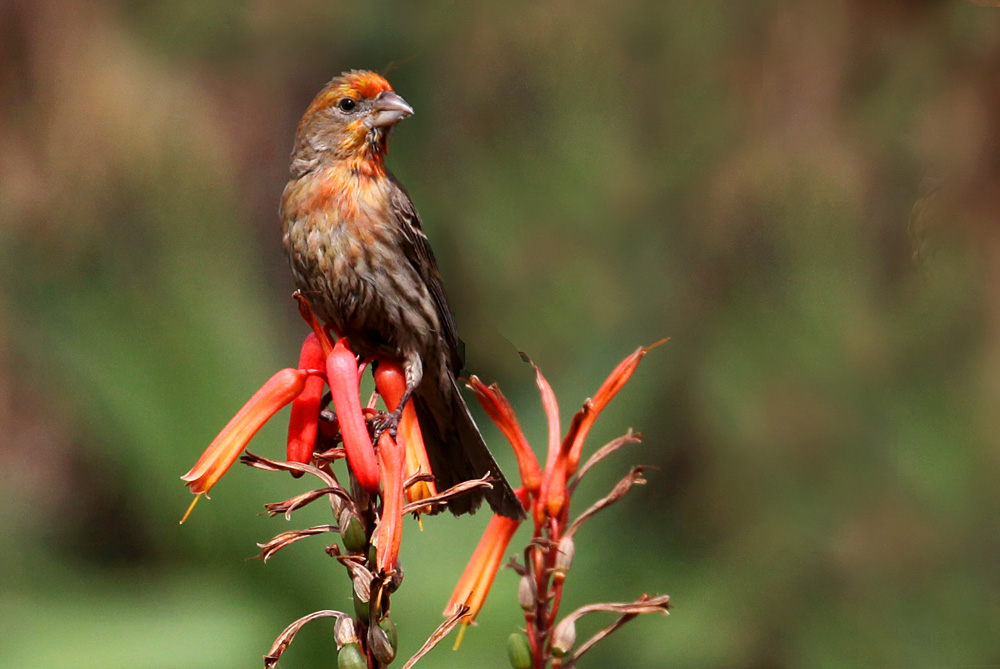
{"left": 386, "top": 173, "right": 464, "bottom": 372}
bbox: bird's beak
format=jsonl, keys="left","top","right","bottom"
{"left": 371, "top": 91, "right": 414, "bottom": 128}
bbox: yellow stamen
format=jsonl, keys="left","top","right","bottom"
{"left": 180, "top": 493, "right": 204, "bottom": 524}
{"left": 453, "top": 622, "right": 468, "bottom": 650}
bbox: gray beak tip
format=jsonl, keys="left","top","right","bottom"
{"left": 371, "top": 90, "right": 414, "bottom": 128}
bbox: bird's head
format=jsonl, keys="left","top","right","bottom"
{"left": 291, "top": 70, "right": 414, "bottom": 176}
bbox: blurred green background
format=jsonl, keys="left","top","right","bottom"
{"left": 3, "top": 1, "right": 1000, "bottom": 667}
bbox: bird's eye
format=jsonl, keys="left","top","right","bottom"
{"left": 337, "top": 98, "right": 357, "bottom": 112}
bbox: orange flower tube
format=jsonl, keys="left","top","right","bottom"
{"left": 466, "top": 376, "right": 541, "bottom": 493}
{"left": 374, "top": 363, "right": 437, "bottom": 508}
{"left": 446, "top": 488, "right": 529, "bottom": 624}
{"left": 533, "top": 364, "right": 564, "bottom": 524}
{"left": 182, "top": 368, "right": 309, "bottom": 495}
{"left": 562, "top": 340, "right": 666, "bottom": 474}
{"left": 326, "top": 338, "right": 380, "bottom": 492}
{"left": 376, "top": 431, "right": 404, "bottom": 574}
{"left": 544, "top": 458, "right": 570, "bottom": 521}
{"left": 399, "top": 409, "right": 437, "bottom": 509}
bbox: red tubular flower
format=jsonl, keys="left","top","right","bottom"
{"left": 445, "top": 488, "right": 529, "bottom": 625}
{"left": 286, "top": 333, "right": 326, "bottom": 466}
{"left": 535, "top": 364, "right": 562, "bottom": 473}
{"left": 182, "top": 368, "right": 310, "bottom": 495}
{"left": 539, "top": 342, "right": 666, "bottom": 519}
{"left": 466, "top": 376, "right": 541, "bottom": 494}
{"left": 399, "top": 409, "right": 437, "bottom": 511}
{"left": 562, "top": 339, "right": 667, "bottom": 475}
{"left": 376, "top": 430, "right": 404, "bottom": 574}
{"left": 443, "top": 344, "right": 661, "bottom": 656}
{"left": 544, "top": 460, "right": 570, "bottom": 521}
{"left": 326, "top": 338, "right": 380, "bottom": 492}
{"left": 531, "top": 364, "right": 566, "bottom": 524}
{"left": 374, "top": 363, "right": 438, "bottom": 510}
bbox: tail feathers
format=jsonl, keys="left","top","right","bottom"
{"left": 413, "top": 377, "right": 525, "bottom": 520}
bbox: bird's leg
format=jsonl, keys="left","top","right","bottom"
{"left": 371, "top": 384, "right": 413, "bottom": 441}
{"left": 371, "top": 355, "right": 422, "bottom": 443}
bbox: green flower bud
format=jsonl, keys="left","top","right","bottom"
{"left": 369, "top": 620, "right": 396, "bottom": 664}
{"left": 337, "top": 643, "right": 366, "bottom": 669}
{"left": 341, "top": 512, "right": 367, "bottom": 555}
{"left": 353, "top": 591, "right": 370, "bottom": 625}
{"left": 507, "top": 632, "right": 532, "bottom": 669}
{"left": 378, "top": 617, "right": 398, "bottom": 653}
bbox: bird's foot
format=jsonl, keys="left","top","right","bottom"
{"left": 371, "top": 407, "right": 402, "bottom": 444}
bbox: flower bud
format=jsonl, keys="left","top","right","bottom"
{"left": 378, "top": 617, "right": 398, "bottom": 653}
{"left": 517, "top": 575, "right": 537, "bottom": 611}
{"left": 506, "top": 632, "right": 532, "bottom": 669}
{"left": 334, "top": 614, "right": 358, "bottom": 649}
{"left": 550, "top": 618, "right": 576, "bottom": 657}
{"left": 352, "top": 591, "right": 370, "bottom": 625}
{"left": 369, "top": 619, "right": 396, "bottom": 664}
{"left": 340, "top": 511, "right": 366, "bottom": 555}
{"left": 553, "top": 536, "right": 575, "bottom": 576}
{"left": 337, "top": 642, "right": 366, "bottom": 669}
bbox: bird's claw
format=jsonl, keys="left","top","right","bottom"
{"left": 371, "top": 408, "right": 402, "bottom": 444}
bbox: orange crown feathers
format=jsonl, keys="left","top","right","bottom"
{"left": 307, "top": 70, "right": 394, "bottom": 116}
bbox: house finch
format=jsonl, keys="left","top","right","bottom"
{"left": 281, "top": 70, "right": 524, "bottom": 520}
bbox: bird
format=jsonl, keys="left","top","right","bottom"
{"left": 280, "top": 70, "right": 524, "bottom": 520}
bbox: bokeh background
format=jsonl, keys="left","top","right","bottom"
{"left": 3, "top": 1, "right": 1000, "bottom": 667}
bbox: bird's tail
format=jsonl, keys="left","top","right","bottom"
{"left": 412, "top": 376, "right": 525, "bottom": 520}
